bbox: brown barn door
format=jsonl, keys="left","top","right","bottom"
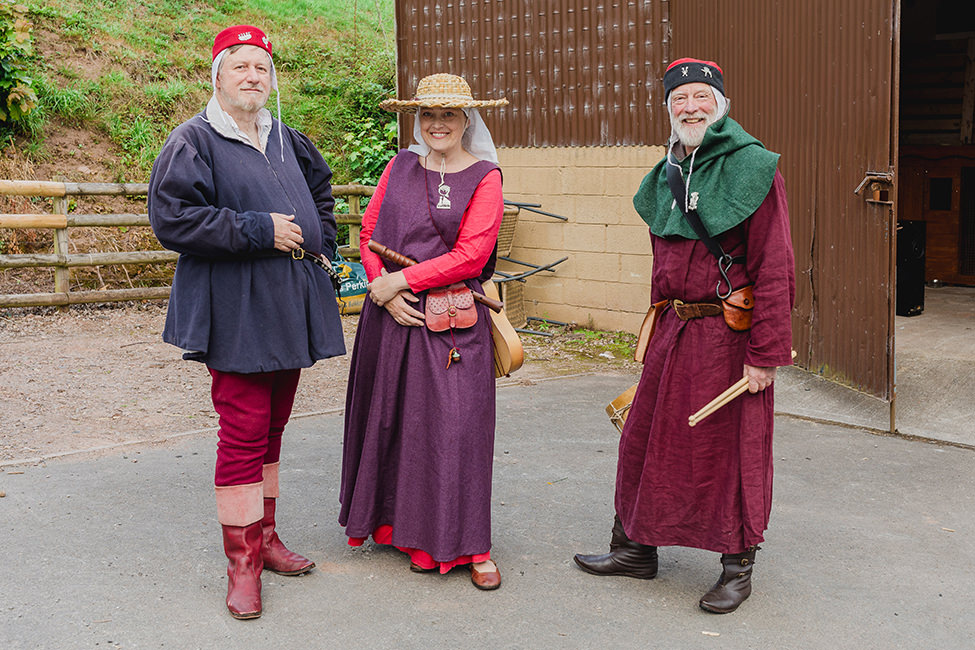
{"left": 669, "top": 0, "right": 899, "bottom": 403}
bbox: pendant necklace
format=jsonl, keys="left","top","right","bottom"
{"left": 436, "top": 154, "right": 451, "bottom": 210}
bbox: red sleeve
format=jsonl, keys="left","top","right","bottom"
{"left": 358, "top": 157, "right": 396, "bottom": 282}
{"left": 401, "top": 169, "right": 504, "bottom": 291}
{"left": 743, "top": 171, "right": 796, "bottom": 368}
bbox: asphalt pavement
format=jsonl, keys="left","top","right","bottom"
{"left": 2, "top": 373, "right": 973, "bottom": 649}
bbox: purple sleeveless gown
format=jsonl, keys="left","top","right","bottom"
{"left": 339, "top": 151, "right": 500, "bottom": 565}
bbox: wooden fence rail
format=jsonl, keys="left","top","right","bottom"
{"left": 0, "top": 179, "right": 375, "bottom": 309}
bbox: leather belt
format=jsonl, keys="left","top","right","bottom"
{"left": 671, "top": 299, "right": 722, "bottom": 320}
{"left": 291, "top": 248, "right": 343, "bottom": 296}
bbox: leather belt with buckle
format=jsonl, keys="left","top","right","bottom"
{"left": 671, "top": 299, "right": 722, "bottom": 320}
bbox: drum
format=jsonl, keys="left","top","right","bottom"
{"left": 605, "top": 383, "right": 638, "bottom": 433}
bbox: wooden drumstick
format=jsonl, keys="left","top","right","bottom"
{"left": 367, "top": 239, "right": 504, "bottom": 313}
{"left": 688, "top": 350, "right": 797, "bottom": 427}
{"left": 688, "top": 377, "right": 749, "bottom": 427}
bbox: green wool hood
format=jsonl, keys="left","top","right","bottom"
{"left": 633, "top": 116, "right": 780, "bottom": 239}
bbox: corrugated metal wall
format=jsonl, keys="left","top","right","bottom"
{"left": 669, "top": 0, "right": 898, "bottom": 398}
{"left": 394, "top": 0, "right": 669, "bottom": 147}
{"left": 393, "top": 0, "right": 900, "bottom": 398}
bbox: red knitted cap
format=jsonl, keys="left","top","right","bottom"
{"left": 212, "top": 25, "right": 272, "bottom": 61}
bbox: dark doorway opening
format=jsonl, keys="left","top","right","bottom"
{"left": 898, "top": 0, "right": 975, "bottom": 293}
{"left": 894, "top": 0, "right": 975, "bottom": 442}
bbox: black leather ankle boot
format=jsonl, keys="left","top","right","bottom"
{"left": 573, "top": 515, "right": 658, "bottom": 579}
{"left": 699, "top": 546, "right": 758, "bottom": 613}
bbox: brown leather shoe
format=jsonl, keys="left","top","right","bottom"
{"left": 470, "top": 561, "right": 501, "bottom": 590}
{"left": 699, "top": 547, "right": 758, "bottom": 614}
{"left": 573, "top": 515, "right": 658, "bottom": 579}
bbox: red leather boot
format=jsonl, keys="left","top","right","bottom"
{"left": 221, "top": 521, "right": 264, "bottom": 619}
{"left": 261, "top": 463, "right": 315, "bottom": 575}
{"left": 261, "top": 497, "right": 315, "bottom": 575}
{"left": 216, "top": 482, "right": 264, "bottom": 619}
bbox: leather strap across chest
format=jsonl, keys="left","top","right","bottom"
{"left": 665, "top": 159, "right": 747, "bottom": 299}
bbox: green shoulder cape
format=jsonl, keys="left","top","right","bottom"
{"left": 633, "top": 116, "right": 780, "bottom": 239}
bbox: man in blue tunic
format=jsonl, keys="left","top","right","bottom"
{"left": 148, "top": 25, "right": 345, "bottom": 620}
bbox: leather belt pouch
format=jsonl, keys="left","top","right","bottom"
{"left": 634, "top": 300, "right": 669, "bottom": 362}
{"left": 425, "top": 282, "right": 477, "bottom": 332}
{"left": 721, "top": 284, "right": 754, "bottom": 331}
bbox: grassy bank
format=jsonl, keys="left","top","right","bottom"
{"left": 15, "top": 0, "right": 396, "bottom": 183}
{"left": 0, "top": 0, "right": 396, "bottom": 294}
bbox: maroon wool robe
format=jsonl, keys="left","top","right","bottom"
{"left": 615, "top": 171, "right": 795, "bottom": 554}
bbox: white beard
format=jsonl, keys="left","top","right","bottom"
{"left": 670, "top": 110, "right": 717, "bottom": 149}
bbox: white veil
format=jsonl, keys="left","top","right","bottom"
{"left": 407, "top": 108, "right": 499, "bottom": 163}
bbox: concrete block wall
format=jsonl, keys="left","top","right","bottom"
{"left": 495, "top": 146, "right": 665, "bottom": 333}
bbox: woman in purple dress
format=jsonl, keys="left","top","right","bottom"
{"left": 339, "top": 74, "right": 509, "bottom": 590}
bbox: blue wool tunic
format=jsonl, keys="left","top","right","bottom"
{"left": 148, "top": 112, "right": 345, "bottom": 372}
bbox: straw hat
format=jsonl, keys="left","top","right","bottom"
{"left": 380, "top": 73, "right": 508, "bottom": 113}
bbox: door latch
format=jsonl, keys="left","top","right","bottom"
{"left": 854, "top": 171, "right": 894, "bottom": 205}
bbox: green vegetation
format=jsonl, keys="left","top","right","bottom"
{"left": 0, "top": 0, "right": 37, "bottom": 125}
{"left": 10, "top": 0, "right": 397, "bottom": 182}
{"left": 562, "top": 327, "right": 638, "bottom": 360}
{"left": 343, "top": 118, "right": 397, "bottom": 185}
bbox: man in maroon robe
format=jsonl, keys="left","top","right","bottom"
{"left": 574, "top": 58, "right": 795, "bottom": 614}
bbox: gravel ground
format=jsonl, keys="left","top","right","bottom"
{"left": 0, "top": 302, "right": 640, "bottom": 464}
